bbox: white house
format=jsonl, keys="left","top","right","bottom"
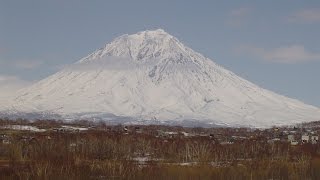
{"left": 302, "top": 135, "right": 310, "bottom": 143}
{"left": 311, "top": 135, "right": 319, "bottom": 144}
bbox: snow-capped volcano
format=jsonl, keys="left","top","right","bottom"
{"left": 2, "top": 29, "right": 320, "bottom": 127}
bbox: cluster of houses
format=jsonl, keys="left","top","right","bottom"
{"left": 1, "top": 123, "right": 320, "bottom": 146}
{"left": 287, "top": 133, "right": 318, "bottom": 145}
{"left": 268, "top": 127, "right": 319, "bottom": 145}
{"left": 143, "top": 127, "right": 320, "bottom": 146}
{"left": 0, "top": 125, "right": 89, "bottom": 145}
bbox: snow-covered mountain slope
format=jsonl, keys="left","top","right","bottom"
{"left": 2, "top": 29, "right": 320, "bottom": 127}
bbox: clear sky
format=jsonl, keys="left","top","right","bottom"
{"left": 0, "top": 0, "right": 319, "bottom": 107}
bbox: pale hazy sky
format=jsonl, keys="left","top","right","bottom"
{"left": 0, "top": 0, "right": 320, "bottom": 106}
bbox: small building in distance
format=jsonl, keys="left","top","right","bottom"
{"left": 301, "top": 134, "right": 310, "bottom": 144}
{"left": 311, "top": 135, "right": 319, "bottom": 144}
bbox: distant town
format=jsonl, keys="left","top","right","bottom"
{"left": 1, "top": 119, "right": 320, "bottom": 146}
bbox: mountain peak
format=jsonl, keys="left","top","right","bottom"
{"left": 119, "top": 28, "right": 174, "bottom": 45}
{"left": 136, "top": 29, "right": 170, "bottom": 36}
{"left": 78, "top": 29, "right": 195, "bottom": 63}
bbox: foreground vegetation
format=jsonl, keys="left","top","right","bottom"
{"left": 0, "top": 119, "right": 320, "bottom": 179}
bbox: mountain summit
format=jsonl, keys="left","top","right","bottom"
{"left": 79, "top": 29, "right": 205, "bottom": 65}
{"left": 3, "top": 29, "right": 320, "bottom": 127}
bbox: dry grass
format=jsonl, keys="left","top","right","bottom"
{"left": 0, "top": 120, "right": 320, "bottom": 179}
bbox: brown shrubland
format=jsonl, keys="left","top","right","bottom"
{"left": 0, "top": 119, "right": 319, "bottom": 179}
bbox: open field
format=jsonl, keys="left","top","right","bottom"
{"left": 1, "top": 119, "right": 320, "bottom": 179}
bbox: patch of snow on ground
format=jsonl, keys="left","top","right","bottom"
{"left": 61, "top": 125, "right": 88, "bottom": 131}
{"left": 1, "top": 125, "right": 46, "bottom": 132}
